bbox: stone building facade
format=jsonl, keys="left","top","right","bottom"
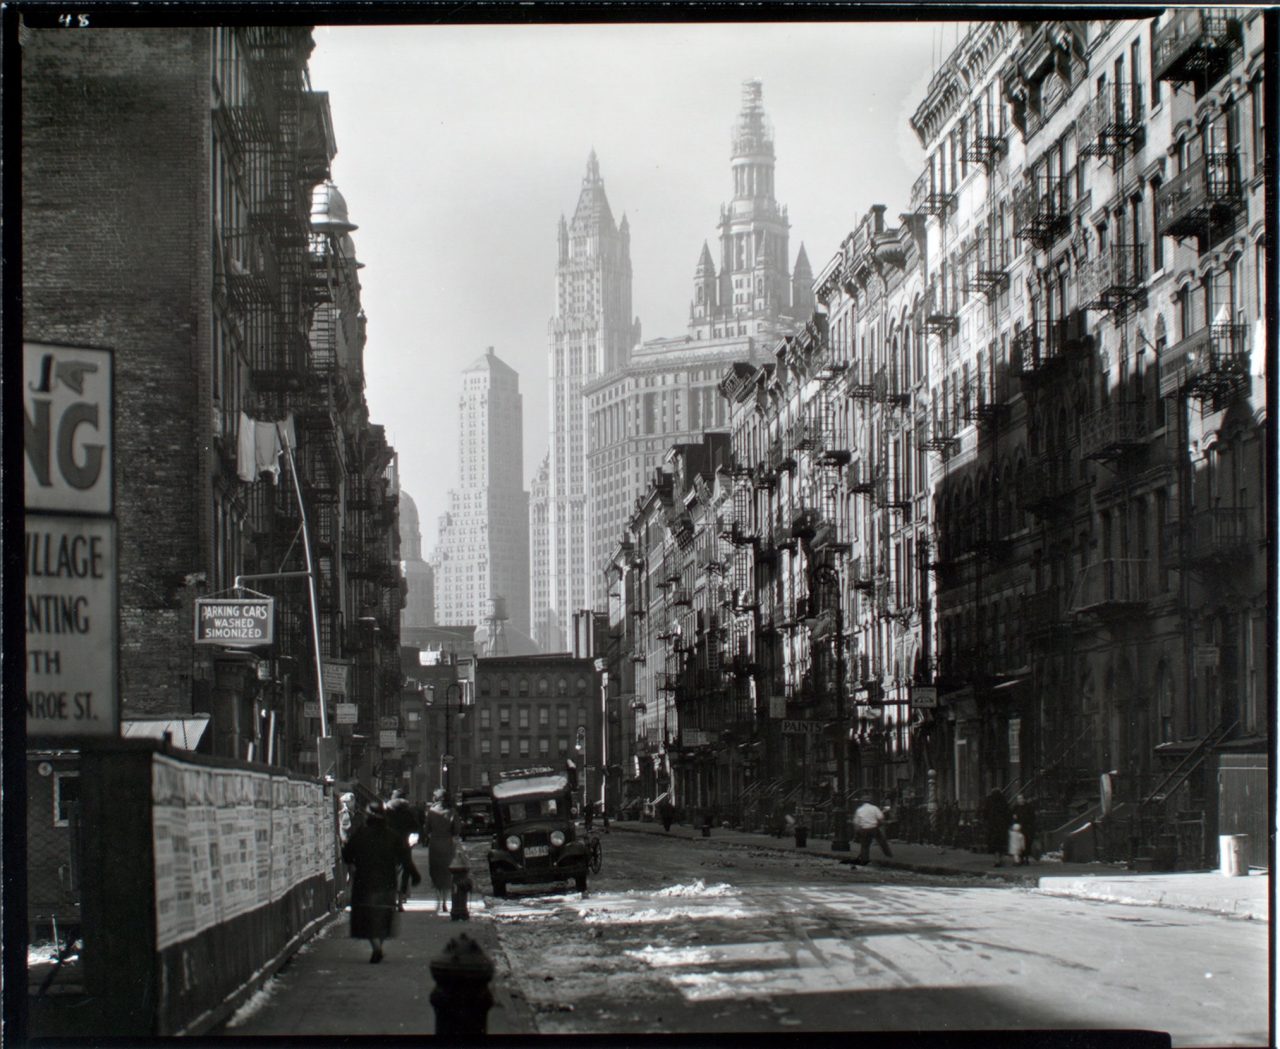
{"left": 584, "top": 80, "right": 814, "bottom": 612}
{"left": 22, "top": 26, "right": 402, "bottom": 782}
{"left": 604, "top": 16, "right": 1267, "bottom": 869}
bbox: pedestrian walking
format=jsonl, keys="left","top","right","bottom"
{"left": 385, "top": 788, "right": 421, "bottom": 910}
{"left": 1008, "top": 822, "right": 1027, "bottom": 866}
{"left": 424, "top": 788, "right": 461, "bottom": 915}
{"left": 338, "top": 792, "right": 362, "bottom": 847}
{"left": 852, "top": 796, "right": 894, "bottom": 865}
{"left": 658, "top": 796, "right": 674, "bottom": 833}
{"left": 980, "top": 788, "right": 1012, "bottom": 866}
{"left": 1012, "top": 794, "right": 1039, "bottom": 863}
{"left": 341, "top": 800, "right": 419, "bottom": 964}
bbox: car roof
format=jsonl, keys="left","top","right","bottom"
{"left": 491, "top": 773, "right": 569, "bottom": 800}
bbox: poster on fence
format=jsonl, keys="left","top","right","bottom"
{"left": 253, "top": 773, "right": 273, "bottom": 907}
{"left": 152, "top": 755, "right": 332, "bottom": 950}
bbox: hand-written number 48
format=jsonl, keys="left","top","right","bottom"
{"left": 59, "top": 13, "right": 90, "bottom": 26}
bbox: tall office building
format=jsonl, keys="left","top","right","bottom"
{"left": 531, "top": 152, "right": 640, "bottom": 651}
{"left": 399, "top": 490, "right": 436, "bottom": 646}
{"left": 433, "top": 348, "right": 531, "bottom": 637}
{"left": 584, "top": 80, "right": 813, "bottom": 605}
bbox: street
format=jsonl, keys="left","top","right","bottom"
{"left": 475, "top": 831, "right": 1268, "bottom": 1045}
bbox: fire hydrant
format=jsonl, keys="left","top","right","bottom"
{"left": 449, "top": 856, "right": 472, "bottom": 921}
{"left": 429, "top": 933, "right": 494, "bottom": 1035}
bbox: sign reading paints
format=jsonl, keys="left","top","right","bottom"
{"left": 195, "top": 599, "right": 274, "bottom": 647}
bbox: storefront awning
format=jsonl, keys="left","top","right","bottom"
{"left": 122, "top": 717, "right": 210, "bottom": 751}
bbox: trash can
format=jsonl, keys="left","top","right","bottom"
{"left": 1219, "top": 834, "right": 1249, "bottom": 877}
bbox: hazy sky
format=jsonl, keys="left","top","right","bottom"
{"left": 307, "top": 20, "right": 964, "bottom": 553}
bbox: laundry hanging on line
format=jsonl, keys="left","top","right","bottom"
{"left": 236, "top": 412, "right": 297, "bottom": 484}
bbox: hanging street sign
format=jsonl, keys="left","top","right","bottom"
{"left": 194, "top": 598, "right": 274, "bottom": 647}
{"left": 323, "top": 660, "right": 351, "bottom": 696}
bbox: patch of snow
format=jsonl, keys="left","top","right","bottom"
{"left": 224, "top": 979, "right": 280, "bottom": 1028}
{"left": 653, "top": 879, "right": 735, "bottom": 897}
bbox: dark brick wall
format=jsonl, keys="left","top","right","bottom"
{"left": 23, "top": 28, "right": 212, "bottom": 717}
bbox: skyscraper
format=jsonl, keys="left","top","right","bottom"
{"left": 433, "top": 348, "right": 530, "bottom": 637}
{"left": 399, "top": 490, "right": 436, "bottom": 647}
{"left": 531, "top": 152, "right": 639, "bottom": 652}
{"left": 584, "top": 80, "right": 813, "bottom": 605}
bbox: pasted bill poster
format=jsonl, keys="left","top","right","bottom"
{"left": 151, "top": 755, "right": 332, "bottom": 950}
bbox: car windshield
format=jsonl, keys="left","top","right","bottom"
{"left": 500, "top": 796, "right": 561, "bottom": 822}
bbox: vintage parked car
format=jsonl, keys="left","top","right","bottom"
{"left": 487, "top": 766, "right": 589, "bottom": 897}
{"left": 458, "top": 788, "right": 492, "bottom": 841}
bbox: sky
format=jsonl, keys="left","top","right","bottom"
{"left": 307, "top": 20, "right": 966, "bottom": 554}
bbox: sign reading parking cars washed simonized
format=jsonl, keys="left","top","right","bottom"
{"left": 195, "top": 599, "right": 274, "bottom": 647}
{"left": 25, "top": 343, "right": 119, "bottom": 739}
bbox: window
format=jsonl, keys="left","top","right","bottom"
{"left": 558, "top": 738, "right": 570, "bottom": 756}
{"left": 537, "top": 677, "right": 549, "bottom": 696}
{"left": 539, "top": 738, "right": 550, "bottom": 756}
{"left": 518, "top": 707, "right": 529, "bottom": 730}
{"left": 53, "top": 772, "right": 80, "bottom": 827}
{"left": 576, "top": 677, "right": 588, "bottom": 694}
{"left": 557, "top": 706, "right": 569, "bottom": 729}
{"left": 498, "top": 706, "right": 510, "bottom": 728}
{"left": 1251, "top": 77, "right": 1265, "bottom": 176}
{"left": 519, "top": 738, "right": 530, "bottom": 758}
{"left": 479, "top": 677, "right": 491, "bottom": 696}
{"left": 538, "top": 707, "right": 549, "bottom": 728}
{"left": 499, "top": 738, "right": 511, "bottom": 757}
{"left": 557, "top": 678, "right": 568, "bottom": 696}
{"left": 518, "top": 677, "right": 530, "bottom": 697}
{"left": 499, "top": 677, "right": 510, "bottom": 696}
{"left": 479, "top": 707, "right": 491, "bottom": 730}
{"left": 1151, "top": 183, "right": 1164, "bottom": 271}
{"left": 480, "top": 739, "right": 491, "bottom": 756}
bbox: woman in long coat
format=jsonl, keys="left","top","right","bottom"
{"left": 980, "top": 788, "right": 1012, "bottom": 867}
{"left": 341, "top": 801, "right": 419, "bottom": 962}
{"left": 425, "top": 789, "right": 461, "bottom": 914}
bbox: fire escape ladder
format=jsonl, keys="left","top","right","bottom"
{"left": 1142, "top": 719, "right": 1239, "bottom": 808}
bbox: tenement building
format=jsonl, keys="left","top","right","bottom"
{"left": 530, "top": 152, "right": 641, "bottom": 653}
{"left": 23, "top": 26, "right": 402, "bottom": 785}
{"left": 605, "top": 16, "right": 1266, "bottom": 873}
{"left": 585, "top": 80, "right": 815, "bottom": 611}
{"left": 432, "top": 347, "right": 531, "bottom": 638}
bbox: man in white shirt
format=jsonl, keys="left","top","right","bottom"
{"left": 852, "top": 797, "right": 894, "bottom": 865}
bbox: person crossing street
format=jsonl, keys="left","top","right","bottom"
{"left": 852, "top": 796, "right": 894, "bottom": 865}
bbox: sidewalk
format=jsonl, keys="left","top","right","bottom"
{"left": 608, "top": 818, "right": 1269, "bottom": 920}
{"left": 218, "top": 864, "right": 535, "bottom": 1036}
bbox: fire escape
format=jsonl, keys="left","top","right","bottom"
{"left": 1012, "top": 173, "right": 1070, "bottom": 251}
{"left": 1152, "top": 7, "right": 1243, "bottom": 96}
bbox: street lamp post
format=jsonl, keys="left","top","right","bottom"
{"left": 443, "top": 681, "right": 463, "bottom": 794}
{"left": 814, "top": 562, "right": 850, "bottom": 852}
